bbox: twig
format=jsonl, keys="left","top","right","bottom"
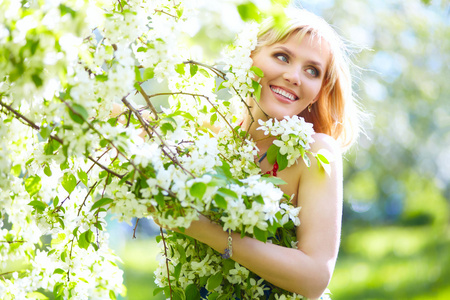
{"left": 183, "top": 60, "right": 226, "bottom": 79}
{"left": 132, "top": 218, "right": 140, "bottom": 239}
{"left": 143, "top": 91, "right": 241, "bottom": 141}
{"left": 154, "top": 9, "right": 177, "bottom": 19}
{"left": 121, "top": 97, "right": 195, "bottom": 178}
{"left": 137, "top": 85, "right": 159, "bottom": 119}
{"left": 0, "top": 100, "right": 63, "bottom": 144}
{"left": 60, "top": 98, "right": 146, "bottom": 181}
{"left": 126, "top": 110, "right": 132, "bottom": 128}
{"left": 160, "top": 228, "right": 173, "bottom": 299}
{"left": 77, "top": 181, "right": 99, "bottom": 216}
{"left": 0, "top": 240, "right": 26, "bottom": 244}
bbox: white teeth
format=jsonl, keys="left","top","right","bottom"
{"left": 270, "top": 86, "right": 296, "bottom": 101}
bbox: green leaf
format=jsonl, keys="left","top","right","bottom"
{"left": 26, "top": 292, "right": 49, "bottom": 299}
{"left": 32, "top": 73, "right": 43, "bottom": 87}
{"left": 77, "top": 169, "right": 88, "bottom": 186}
{"left": 250, "top": 66, "right": 264, "bottom": 77}
{"left": 254, "top": 195, "right": 265, "bottom": 204}
{"left": 267, "top": 144, "right": 279, "bottom": 164}
{"left": 59, "top": 4, "right": 76, "bottom": 17}
{"left": 25, "top": 175, "right": 42, "bottom": 197}
{"left": 53, "top": 268, "right": 65, "bottom": 275}
{"left": 143, "top": 68, "right": 155, "bottom": 81}
{"left": 190, "top": 64, "right": 198, "bottom": 77}
{"left": 206, "top": 272, "right": 223, "bottom": 291}
{"left": 210, "top": 113, "right": 218, "bottom": 125}
{"left": 78, "top": 230, "right": 94, "bottom": 250}
{"left": 53, "top": 282, "right": 64, "bottom": 298}
{"left": 62, "top": 172, "right": 77, "bottom": 194}
{"left": 72, "top": 103, "right": 89, "bottom": 120}
{"left": 40, "top": 125, "right": 51, "bottom": 139}
{"left": 172, "top": 287, "right": 185, "bottom": 300}
{"left": 176, "top": 243, "right": 187, "bottom": 263}
{"left": 253, "top": 226, "right": 268, "bottom": 242}
{"left": 190, "top": 182, "right": 207, "bottom": 199}
{"left": 302, "top": 152, "right": 311, "bottom": 168}
{"left": 51, "top": 233, "right": 66, "bottom": 247}
{"left": 185, "top": 284, "right": 200, "bottom": 300}
{"left": 44, "top": 139, "right": 61, "bottom": 155}
{"left": 270, "top": 0, "right": 290, "bottom": 7}
{"left": 260, "top": 176, "right": 287, "bottom": 185}
{"left": 237, "top": 2, "right": 261, "bottom": 22}
{"left": 199, "top": 69, "right": 211, "bottom": 78}
{"left": 176, "top": 7, "right": 184, "bottom": 18}
{"left": 208, "top": 292, "right": 219, "bottom": 300}
{"left": 214, "top": 160, "right": 233, "bottom": 179}
{"left": 175, "top": 63, "right": 186, "bottom": 75}
{"left": 276, "top": 152, "right": 288, "bottom": 171}
{"left": 153, "top": 287, "right": 164, "bottom": 296}
{"left": 11, "top": 164, "right": 21, "bottom": 177}
{"left": 216, "top": 81, "right": 226, "bottom": 92}
{"left": 44, "top": 164, "right": 52, "bottom": 176}
{"left": 134, "top": 66, "right": 143, "bottom": 82}
{"left": 252, "top": 80, "right": 261, "bottom": 101}
{"left": 91, "top": 198, "right": 114, "bottom": 211}
{"left": 316, "top": 150, "right": 332, "bottom": 175}
{"left": 28, "top": 200, "right": 47, "bottom": 212}
{"left": 213, "top": 194, "right": 227, "bottom": 209}
{"left": 155, "top": 192, "right": 164, "bottom": 206}
{"left": 160, "top": 122, "right": 175, "bottom": 134}
{"left": 317, "top": 153, "right": 329, "bottom": 165}
{"left": 222, "top": 259, "right": 235, "bottom": 274}
{"left": 109, "top": 290, "right": 117, "bottom": 300}
{"left": 217, "top": 188, "right": 238, "bottom": 200}
{"left": 95, "top": 74, "right": 108, "bottom": 82}
{"left": 174, "top": 263, "right": 182, "bottom": 281}
{"left": 60, "top": 159, "right": 69, "bottom": 171}
{"left": 53, "top": 196, "right": 59, "bottom": 207}
{"left": 68, "top": 103, "right": 88, "bottom": 124}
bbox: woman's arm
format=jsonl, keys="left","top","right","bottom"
{"left": 178, "top": 133, "right": 343, "bottom": 299}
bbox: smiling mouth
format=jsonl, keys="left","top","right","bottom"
{"left": 270, "top": 86, "right": 298, "bottom": 101}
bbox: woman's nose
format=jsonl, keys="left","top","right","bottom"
{"left": 283, "top": 68, "right": 301, "bottom": 86}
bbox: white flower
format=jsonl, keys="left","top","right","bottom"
{"left": 280, "top": 203, "right": 301, "bottom": 226}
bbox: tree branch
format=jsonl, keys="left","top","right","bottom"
{"left": 137, "top": 85, "right": 159, "bottom": 120}
{"left": 160, "top": 228, "right": 173, "bottom": 299}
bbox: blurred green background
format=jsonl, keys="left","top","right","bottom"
{"left": 110, "top": 0, "right": 450, "bottom": 299}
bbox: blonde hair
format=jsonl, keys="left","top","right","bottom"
{"left": 254, "top": 9, "right": 363, "bottom": 151}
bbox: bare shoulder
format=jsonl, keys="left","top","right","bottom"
{"left": 310, "top": 133, "right": 341, "bottom": 153}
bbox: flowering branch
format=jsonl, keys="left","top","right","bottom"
{"left": 0, "top": 240, "right": 26, "bottom": 244}
{"left": 144, "top": 91, "right": 242, "bottom": 141}
{"left": 184, "top": 60, "right": 226, "bottom": 79}
{"left": 0, "top": 99, "right": 64, "bottom": 144}
{"left": 121, "top": 97, "right": 195, "bottom": 178}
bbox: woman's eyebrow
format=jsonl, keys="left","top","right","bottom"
{"left": 274, "top": 46, "right": 324, "bottom": 70}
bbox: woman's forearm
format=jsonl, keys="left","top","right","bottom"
{"left": 182, "top": 216, "right": 331, "bottom": 299}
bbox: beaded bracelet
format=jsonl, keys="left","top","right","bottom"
{"left": 220, "top": 229, "right": 233, "bottom": 259}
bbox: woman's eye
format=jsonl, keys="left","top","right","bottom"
{"left": 306, "top": 68, "right": 319, "bottom": 77}
{"left": 275, "top": 54, "right": 288, "bottom": 63}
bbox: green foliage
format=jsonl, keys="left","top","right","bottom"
{"left": 61, "top": 172, "right": 77, "bottom": 194}
{"left": 25, "top": 175, "right": 42, "bottom": 197}
{"left": 237, "top": 2, "right": 262, "bottom": 22}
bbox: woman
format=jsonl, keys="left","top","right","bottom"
{"left": 161, "top": 9, "right": 362, "bottom": 300}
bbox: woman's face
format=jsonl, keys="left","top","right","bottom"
{"left": 251, "top": 33, "right": 330, "bottom": 120}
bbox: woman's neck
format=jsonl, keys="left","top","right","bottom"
{"left": 241, "top": 96, "right": 275, "bottom": 146}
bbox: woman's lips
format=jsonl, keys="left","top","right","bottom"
{"left": 270, "top": 85, "right": 299, "bottom": 103}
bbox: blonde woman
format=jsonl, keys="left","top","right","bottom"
{"left": 162, "top": 9, "right": 362, "bottom": 300}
